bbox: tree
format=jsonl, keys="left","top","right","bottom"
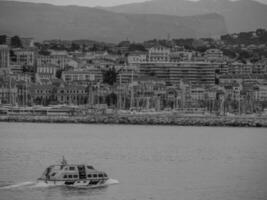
{"left": 102, "top": 67, "right": 120, "bottom": 86}
{"left": 222, "top": 49, "right": 236, "bottom": 59}
{"left": 56, "top": 69, "right": 64, "bottom": 79}
{"left": 256, "top": 29, "right": 266, "bottom": 38}
{"left": 39, "top": 49, "right": 50, "bottom": 56}
{"left": 11, "top": 36, "right": 22, "bottom": 48}
{"left": 105, "top": 93, "right": 117, "bottom": 106}
{"left": 129, "top": 43, "right": 146, "bottom": 52}
{"left": 22, "top": 65, "right": 33, "bottom": 73}
{"left": 0, "top": 35, "right": 7, "bottom": 45}
{"left": 70, "top": 43, "right": 80, "bottom": 51}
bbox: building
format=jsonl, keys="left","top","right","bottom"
{"left": 30, "top": 83, "right": 89, "bottom": 105}
{"left": 30, "top": 84, "right": 55, "bottom": 105}
{"left": 13, "top": 49, "right": 35, "bottom": 67}
{"left": 56, "top": 84, "right": 88, "bottom": 105}
{"left": 190, "top": 87, "right": 206, "bottom": 101}
{"left": 252, "top": 64, "right": 267, "bottom": 75}
{"left": 140, "top": 61, "right": 216, "bottom": 86}
{"left": 20, "top": 37, "right": 35, "bottom": 48}
{"left": 36, "top": 64, "right": 58, "bottom": 81}
{"left": 170, "top": 46, "right": 193, "bottom": 62}
{"left": 227, "top": 62, "right": 253, "bottom": 75}
{"left": 62, "top": 67, "right": 103, "bottom": 83}
{"left": 255, "top": 85, "right": 267, "bottom": 102}
{"left": 37, "top": 51, "right": 69, "bottom": 69}
{"left": 116, "top": 66, "right": 139, "bottom": 84}
{"left": 204, "top": 49, "right": 224, "bottom": 62}
{"left": 0, "top": 45, "right": 9, "bottom": 69}
{"left": 0, "top": 80, "right": 17, "bottom": 105}
{"left": 148, "top": 46, "right": 170, "bottom": 62}
{"left": 127, "top": 51, "right": 147, "bottom": 64}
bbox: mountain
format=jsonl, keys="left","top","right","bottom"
{"left": 107, "top": 0, "right": 267, "bottom": 33}
{"left": 0, "top": 1, "right": 227, "bottom": 42}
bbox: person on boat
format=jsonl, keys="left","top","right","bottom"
{"left": 61, "top": 156, "right": 67, "bottom": 166}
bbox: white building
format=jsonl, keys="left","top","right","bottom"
{"left": 190, "top": 87, "right": 205, "bottom": 101}
{"left": 148, "top": 46, "right": 170, "bottom": 63}
{"left": 0, "top": 45, "right": 9, "bottom": 69}
{"left": 20, "top": 37, "right": 35, "bottom": 48}
{"left": 13, "top": 49, "right": 35, "bottom": 67}
{"left": 62, "top": 67, "right": 103, "bottom": 83}
{"left": 127, "top": 51, "right": 147, "bottom": 64}
{"left": 36, "top": 64, "right": 57, "bottom": 81}
{"left": 37, "top": 51, "right": 69, "bottom": 69}
{"left": 205, "top": 49, "right": 224, "bottom": 62}
{"left": 170, "top": 46, "right": 193, "bottom": 62}
{"left": 255, "top": 85, "right": 267, "bottom": 102}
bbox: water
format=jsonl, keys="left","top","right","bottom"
{"left": 0, "top": 122, "right": 267, "bottom": 200}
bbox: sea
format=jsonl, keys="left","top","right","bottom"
{"left": 0, "top": 122, "right": 266, "bottom": 200}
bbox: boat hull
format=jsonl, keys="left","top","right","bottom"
{"left": 37, "top": 179, "right": 108, "bottom": 188}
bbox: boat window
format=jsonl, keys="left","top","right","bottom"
{"left": 83, "top": 181, "right": 87, "bottom": 183}
{"left": 68, "top": 175, "right": 73, "bottom": 178}
{"left": 88, "top": 174, "right": 92, "bottom": 178}
{"left": 98, "top": 174, "right": 103, "bottom": 178}
{"left": 104, "top": 173, "right": 108, "bottom": 177}
{"left": 87, "top": 166, "right": 94, "bottom": 170}
{"left": 54, "top": 166, "right": 61, "bottom": 170}
{"left": 73, "top": 175, "right": 78, "bottom": 178}
{"left": 69, "top": 167, "right": 75, "bottom": 171}
{"left": 51, "top": 172, "right": 56, "bottom": 177}
{"left": 93, "top": 174, "right": 97, "bottom": 178}
{"left": 63, "top": 175, "right": 68, "bottom": 179}
{"left": 77, "top": 181, "right": 80, "bottom": 183}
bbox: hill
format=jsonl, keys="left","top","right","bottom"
{"left": 0, "top": 1, "right": 227, "bottom": 42}
{"left": 107, "top": 0, "right": 267, "bottom": 33}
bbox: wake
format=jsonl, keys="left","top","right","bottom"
{"left": 0, "top": 179, "right": 119, "bottom": 190}
{"left": 0, "top": 181, "right": 36, "bottom": 189}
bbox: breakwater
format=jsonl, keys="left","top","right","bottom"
{"left": 1, "top": 114, "right": 267, "bottom": 127}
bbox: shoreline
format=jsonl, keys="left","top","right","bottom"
{"left": 1, "top": 114, "right": 267, "bottom": 128}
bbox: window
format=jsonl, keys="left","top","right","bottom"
{"left": 63, "top": 175, "right": 68, "bottom": 179}
{"left": 87, "top": 166, "right": 94, "bottom": 170}
{"left": 68, "top": 175, "right": 73, "bottom": 178}
{"left": 104, "top": 173, "right": 108, "bottom": 177}
{"left": 93, "top": 174, "right": 97, "bottom": 178}
{"left": 73, "top": 175, "right": 78, "bottom": 178}
{"left": 69, "top": 167, "right": 75, "bottom": 171}
{"left": 88, "top": 174, "right": 92, "bottom": 178}
{"left": 99, "top": 174, "right": 103, "bottom": 178}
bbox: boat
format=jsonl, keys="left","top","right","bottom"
{"left": 37, "top": 157, "right": 109, "bottom": 188}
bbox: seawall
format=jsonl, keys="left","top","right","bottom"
{"left": 0, "top": 114, "right": 267, "bottom": 128}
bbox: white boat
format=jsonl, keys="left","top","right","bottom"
{"left": 38, "top": 157, "right": 109, "bottom": 188}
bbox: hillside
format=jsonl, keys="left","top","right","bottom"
{"left": 107, "top": 0, "right": 267, "bottom": 33}
{"left": 0, "top": 1, "right": 227, "bottom": 42}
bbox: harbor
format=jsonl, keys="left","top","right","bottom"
{"left": 1, "top": 123, "right": 266, "bottom": 200}
{"left": 1, "top": 110, "right": 267, "bottom": 127}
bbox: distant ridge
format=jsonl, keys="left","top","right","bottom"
{"left": 0, "top": 1, "right": 227, "bottom": 42}
{"left": 107, "top": 0, "right": 267, "bottom": 33}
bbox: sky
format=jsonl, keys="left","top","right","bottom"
{"left": 4, "top": 0, "right": 267, "bottom": 7}
{"left": 4, "top": 0, "right": 150, "bottom": 7}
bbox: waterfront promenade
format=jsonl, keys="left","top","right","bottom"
{"left": 1, "top": 113, "right": 267, "bottom": 127}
